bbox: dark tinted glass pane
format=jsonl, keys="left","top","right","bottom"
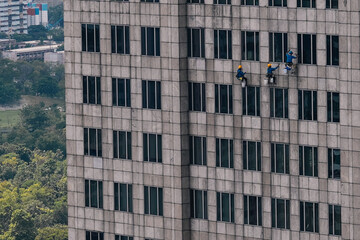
{"left": 229, "top": 85, "right": 233, "bottom": 114}
{"left": 87, "top": 25, "right": 94, "bottom": 52}
{"left": 313, "top": 91, "right": 317, "bottom": 120}
{"left": 91, "top": 232, "right": 98, "bottom": 240}
{"left": 144, "top": 186, "right": 148, "bottom": 214}
{"left": 96, "top": 78, "right": 101, "bottom": 104}
{"left": 149, "top": 134, "right": 156, "bottom": 162}
{"left": 276, "top": 144, "right": 284, "bottom": 173}
{"left": 300, "top": 202, "right": 304, "bottom": 230}
{"left": 155, "top": 28, "right": 160, "bottom": 56}
{"left": 304, "top": 147, "right": 313, "bottom": 176}
{"left": 118, "top": 79, "right": 125, "bottom": 106}
{"left": 85, "top": 180, "right": 89, "bottom": 207}
{"left": 299, "top": 146, "right": 303, "bottom": 175}
{"left": 270, "top": 88, "right": 274, "bottom": 117}
{"left": 298, "top": 90, "right": 303, "bottom": 119}
{"left": 243, "top": 142, "right": 247, "bottom": 169}
{"left": 83, "top": 77, "right": 88, "bottom": 103}
{"left": 216, "top": 139, "right": 220, "bottom": 166}
{"left": 314, "top": 147, "right": 318, "bottom": 177}
{"left": 119, "top": 131, "right": 126, "bottom": 159}
{"left": 201, "top": 29, "right": 205, "bottom": 58}
{"left": 128, "top": 185, "right": 133, "bottom": 212}
{"left": 114, "top": 183, "right": 119, "bottom": 210}
{"left": 148, "top": 81, "right": 155, "bottom": 109}
{"left": 88, "top": 77, "right": 95, "bottom": 104}
{"left": 333, "top": 92, "right": 339, "bottom": 122}
{"left": 193, "top": 83, "right": 201, "bottom": 111}
{"left": 158, "top": 188, "right": 163, "bottom": 216}
{"left": 112, "top": 79, "right": 117, "bottom": 105}
{"left": 97, "top": 130, "right": 102, "bottom": 157}
{"left": 246, "top": 32, "right": 255, "bottom": 60}
{"left": 194, "top": 137, "right": 202, "bottom": 164}
{"left": 285, "top": 145, "right": 289, "bottom": 174}
{"left": 202, "top": 83, "right": 206, "bottom": 111}
{"left": 303, "top": 34, "right": 311, "bottom": 63}
{"left": 192, "top": 29, "right": 200, "bottom": 57}
{"left": 247, "top": 87, "right": 255, "bottom": 115}
{"left": 303, "top": 91, "right": 312, "bottom": 120}
{"left": 219, "top": 30, "right": 227, "bottom": 59}
{"left": 141, "top": 28, "right": 146, "bottom": 55}
{"left": 271, "top": 199, "right": 275, "bottom": 227}
{"left": 221, "top": 193, "right": 229, "bottom": 222}
{"left": 241, "top": 32, "right": 245, "bottom": 60}
{"left": 334, "top": 205, "right": 341, "bottom": 235}
{"left": 220, "top": 85, "right": 228, "bottom": 113}
{"left": 334, "top": 149, "right": 340, "bottom": 178}
{"left": 98, "top": 181, "right": 103, "bottom": 208}
{"left": 329, "top": 205, "right": 333, "bottom": 234}
{"left": 203, "top": 137, "right": 207, "bottom": 165}
{"left": 195, "top": 190, "right": 203, "bottom": 218}
{"left": 214, "top": 30, "right": 218, "bottom": 58}
{"left": 117, "top": 26, "right": 124, "bottom": 54}
{"left": 90, "top": 180, "right": 97, "bottom": 207}
{"left": 147, "top": 28, "right": 154, "bottom": 56}
{"left": 305, "top": 202, "right": 313, "bottom": 231}
{"left": 244, "top": 196, "right": 248, "bottom": 224}
{"left": 216, "top": 192, "right": 220, "bottom": 221}
{"left": 89, "top": 128, "right": 97, "bottom": 156}
{"left": 248, "top": 141, "right": 256, "bottom": 170}
{"left": 228, "top": 31, "right": 232, "bottom": 59}
{"left": 143, "top": 134, "right": 148, "bottom": 161}
{"left": 275, "top": 89, "right": 284, "bottom": 118}
{"left": 277, "top": 199, "right": 285, "bottom": 228}
{"left": 127, "top": 132, "right": 132, "bottom": 160}
{"left": 326, "top": 36, "right": 331, "bottom": 65}
{"left": 249, "top": 196, "right": 257, "bottom": 225}
{"left": 82, "top": 24, "right": 86, "bottom": 51}
{"left": 257, "top": 142, "right": 261, "bottom": 170}
{"left": 150, "top": 187, "right": 157, "bottom": 215}
{"left": 221, "top": 139, "right": 229, "bottom": 167}
{"left": 274, "top": 33, "right": 282, "bottom": 61}
{"left": 120, "top": 184, "right": 127, "bottom": 211}
{"left": 312, "top": 35, "right": 317, "bottom": 64}
{"left": 303, "top": 0, "right": 310, "bottom": 7}
{"left": 256, "top": 87, "right": 260, "bottom": 116}
{"left": 284, "top": 89, "right": 288, "bottom": 118}
{"left": 95, "top": 25, "right": 100, "bottom": 52}
{"left": 157, "top": 135, "right": 162, "bottom": 163}
{"left": 286, "top": 200, "right": 290, "bottom": 229}
{"left": 125, "top": 26, "right": 130, "bottom": 54}
{"left": 156, "top": 82, "right": 161, "bottom": 109}
{"left": 111, "top": 26, "right": 116, "bottom": 53}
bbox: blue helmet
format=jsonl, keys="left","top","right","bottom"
{"left": 289, "top": 51, "right": 293, "bottom": 54}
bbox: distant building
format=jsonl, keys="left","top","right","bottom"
{"left": 0, "top": 39, "right": 16, "bottom": 50}
{"left": 0, "top": 0, "right": 27, "bottom": 34}
{"left": 2, "top": 44, "right": 61, "bottom": 61}
{"left": 44, "top": 50, "right": 63, "bottom": 64}
{"left": 27, "top": 3, "right": 48, "bottom": 27}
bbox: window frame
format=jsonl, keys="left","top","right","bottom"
{"left": 327, "top": 92, "right": 339, "bottom": 122}
{"left": 188, "top": 82, "right": 206, "bottom": 112}
{"left": 111, "top": 25, "right": 130, "bottom": 54}
{"left": 297, "top": 34, "right": 317, "bottom": 64}
{"left": 141, "top": 27, "right": 160, "bottom": 56}
{"left": 187, "top": 28, "right": 205, "bottom": 58}
{"left": 190, "top": 189, "right": 208, "bottom": 219}
{"left": 271, "top": 143, "right": 290, "bottom": 174}
{"left": 328, "top": 148, "right": 340, "bottom": 179}
{"left": 244, "top": 195, "right": 262, "bottom": 226}
{"left": 85, "top": 179, "right": 103, "bottom": 209}
{"left": 243, "top": 141, "right": 261, "bottom": 171}
{"left": 214, "top": 29, "right": 232, "bottom": 59}
{"left": 271, "top": 198, "right": 290, "bottom": 229}
{"left": 84, "top": 128, "right": 102, "bottom": 157}
{"left": 214, "top": 0, "right": 231, "bottom": 4}
{"left": 112, "top": 78, "right": 131, "bottom": 107}
{"left": 187, "top": 0, "right": 204, "bottom": 3}
{"left": 326, "top": 0, "right": 338, "bottom": 8}
{"left": 114, "top": 182, "right": 133, "bottom": 212}
{"left": 82, "top": 23, "right": 100, "bottom": 53}
{"left": 268, "top": 0, "right": 287, "bottom": 6}
{"left": 300, "top": 201, "right": 319, "bottom": 233}
{"left": 241, "top": 31, "right": 259, "bottom": 61}
{"left": 189, "top": 135, "right": 207, "bottom": 165}
{"left": 86, "top": 231, "right": 104, "bottom": 240}
{"left": 115, "top": 236, "right": 133, "bottom": 240}
{"left": 297, "top": 0, "right": 316, "bottom": 8}
{"left": 326, "top": 35, "right": 339, "bottom": 66}
{"left": 142, "top": 80, "right": 161, "bottom": 110}
{"left": 329, "top": 204, "right": 341, "bottom": 235}
{"left": 113, "top": 130, "right": 132, "bottom": 160}
{"left": 299, "top": 146, "right": 318, "bottom": 177}
{"left": 144, "top": 186, "right": 163, "bottom": 216}
{"left": 242, "top": 86, "right": 260, "bottom": 116}
{"left": 83, "top": 76, "right": 101, "bottom": 105}
{"left": 215, "top": 84, "right": 233, "bottom": 114}
{"left": 298, "top": 90, "right": 317, "bottom": 121}
{"left": 216, "top": 192, "right": 235, "bottom": 223}
{"left": 269, "top": 32, "right": 288, "bottom": 62}
{"left": 216, "top": 138, "right": 234, "bottom": 168}
{"left": 270, "top": 88, "right": 288, "bottom": 118}
{"left": 143, "top": 133, "right": 162, "bottom": 163}
{"left": 241, "top": 0, "right": 259, "bottom": 5}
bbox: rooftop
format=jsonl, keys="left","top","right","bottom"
{"left": 6, "top": 44, "right": 62, "bottom": 53}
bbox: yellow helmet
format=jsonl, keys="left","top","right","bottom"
{"left": 268, "top": 64, "right": 272, "bottom": 67}
{"left": 238, "top": 65, "right": 242, "bottom": 69}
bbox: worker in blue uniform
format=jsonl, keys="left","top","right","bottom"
{"left": 266, "top": 63, "right": 279, "bottom": 84}
{"left": 236, "top": 65, "right": 247, "bottom": 87}
{"left": 285, "top": 50, "right": 296, "bottom": 70}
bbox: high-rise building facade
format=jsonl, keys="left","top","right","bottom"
{"left": 0, "top": 0, "right": 27, "bottom": 34}
{"left": 65, "top": 0, "right": 360, "bottom": 239}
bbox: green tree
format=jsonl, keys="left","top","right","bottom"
{"left": 28, "top": 25, "right": 48, "bottom": 40}
{"left": 2, "top": 209, "right": 36, "bottom": 240}
{"left": 48, "top": 4, "right": 64, "bottom": 27}
{"left": 35, "top": 225, "right": 67, "bottom": 240}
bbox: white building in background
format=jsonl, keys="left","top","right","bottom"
{"left": 2, "top": 44, "right": 61, "bottom": 61}
{"left": 0, "top": 0, "right": 27, "bottom": 34}
{"left": 27, "top": 3, "right": 48, "bottom": 27}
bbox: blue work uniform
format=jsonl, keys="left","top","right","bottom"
{"left": 267, "top": 66, "right": 279, "bottom": 74}
{"left": 286, "top": 53, "right": 296, "bottom": 63}
{"left": 236, "top": 69, "right": 245, "bottom": 78}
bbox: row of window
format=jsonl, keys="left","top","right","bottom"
{"left": 109, "top": 0, "right": 339, "bottom": 9}
{"left": 86, "top": 233, "right": 155, "bottom": 240}
{"left": 84, "top": 78, "right": 340, "bottom": 122}
{"left": 85, "top": 183, "right": 342, "bottom": 235}
{"left": 86, "top": 129, "right": 341, "bottom": 179}
{"left": 82, "top": 24, "right": 340, "bottom": 66}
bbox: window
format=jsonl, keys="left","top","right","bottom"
{"left": 143, "top": 133, "right": 162, "bottom": 163}
{"left": 188, "top": 82, "right": 206, "bottom": 112}
{"left": 327, "top": 92, "right": 339, "bottom": 122}
{"left": 85, "top": 180, "right": 103, "bottom": 208}
{"left": 111, "top": 25, "right": 130, "bottom": 54}
{"left": 297, "top": 34, "right": 317, "bottom": 64}
{"left": 214, "top": 0, "right": 230, "bottom": 4}
{"left": 82, "top": 24, "right": 100, "bottom": 52}
{"left": 270, "top": 88, "right": 288, "bottom": 118}
{"left": 244, "top": 195, "right": 262, "bottom": 226}
{"left": 326, "top": 0, "right": 338, "bottom": 8}
{"left": 241, "top": 31, "right": 259, "bottom": 61}
{"left": 189, "top": 136, "right": 207, "bottom": 165}
{"left": 268, "top": 0, "right": 287, "bottom": 6}
{"left": 243, "top": 141, "right": 261, "bottom": 171}
{"left": 142, "top": 80, "right": 161, "bottom": 109}
{"left": 271, "top": 198, "right": 290, "bottom": 229}
{"left": 216, "top": 192, "right": 234, "bottom": 222}
{"left": 271, "top": 143, "right": 289, "bottom": 174}
{"left": 84, "top": 128, "right": 102, "bottom": 157}
{"left": 187, "top": 0, "right": 204, "bottom": 3}
{"left": 298, "top": 90, "right": 317, "bottom": 121}
{"left": 190, "top": 189, "right": 208, "bottom": 219}
{"left": 141, "top": 27, "right": 160, "bottom": 56}
{"left": 241, "top": 0, "right": 258, "bottom": 5}
{"left": 86, "top": 231, "right": 104, "bottom": 240}
{"left": 114, "top": 183, "right": 133, "bottom": 212}
{"left": 328, "top": 148, "right": 340, "bottom": 179}
{"left": 242, "top": 86, "right": 260, "bottom": 116}
{"left": 214, "top": 30, "right": 232, "bottom": 59}
{"left": 329, "top": 205, "right": 341, "bottom": 235}
{"left": 326, "top": 36, "right": 339, "bottom": 66}
{"left": 115, "top": 236, "right": 133, "bottom": 240}
{"left": 144, "top": 186, "right": 163, "bottom": 216}
{"left": 215, "top": 84, "right": 233, "bottom": 114}
{"left": 299, "top": 146, "right": 318, "bottom": 177}
{"left": 297, "top": 0, "right": 316, "bottom": 8}
{"left": 113, "top": 131, "right": 131, "bottom": 159}
{"left": 141, "top": 0, "right": 159, "bottom": 2}
{"left": 216, "top": 138, "right": 233, "bottom": 168}
{"left": 188, "top": 28, "right": 205, "bottom": 58}
{"left": 83, "top": 76, "right": 101, "bottom": 105}
{"left": 300, "top": 201, "right": 319, "bottom": 232}
{"left": 112, "top": 78, "right": 131, "bottom": 107}
{"left": 269, "top": 33, "right": 288, "bottom": 62}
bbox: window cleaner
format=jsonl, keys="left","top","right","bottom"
{"left": 285, "top": 50, "right": 297, "bottom": 74}
{"left": 236, "top": 65, "right": 247, "bottom": 88}
{"left": 266, "top": 63, "right": 279, "bottom": 84}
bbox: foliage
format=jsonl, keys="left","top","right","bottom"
{"left": 48, "top": 4, "right": 64, "bottom": 28}
{"left": 48, "top": 28, "right": 64, "bottom": 42}
{"left": 28, "top": 25, "right": 48, "bottom": 41}
{"left": 0, "top": 59, "right": 64, "bottom": 102}
{"left": 0, "top": 32, "right": 7, "bottom": 39}
{"left": 0, "top": 147, "right": 67, "bottom": 240}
